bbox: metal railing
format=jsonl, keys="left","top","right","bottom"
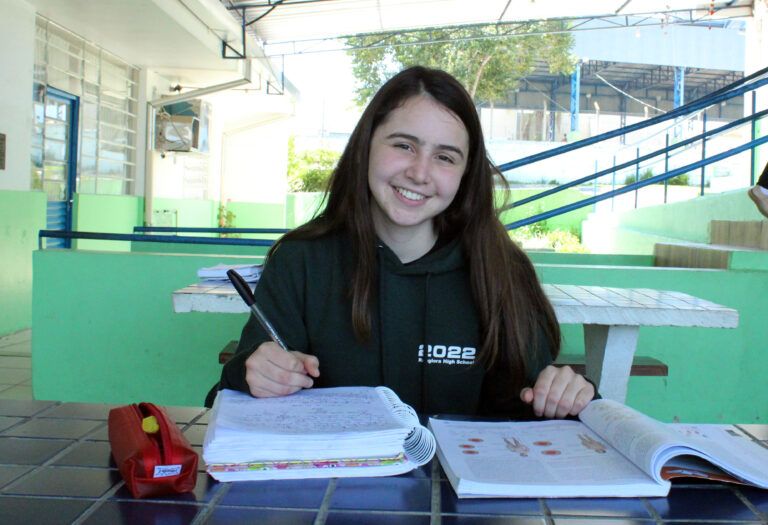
{"left": 133, "top": 227, "right": 289, "bottom": 235}
{"left": 501, "top": 65, "right": 768, "bottom": 230}
{"left": 38, "top": 230, "right": 276, "bottom": 250}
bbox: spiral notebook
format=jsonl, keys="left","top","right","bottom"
{"left": 203, "top": 387, "right": 436, "bottom": 481}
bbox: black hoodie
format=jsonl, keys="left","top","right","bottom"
{"left": 220, "top": 229, "right": 552, "bottom": 418}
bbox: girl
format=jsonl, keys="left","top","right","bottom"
{"left": 219, "top": 66, "right": 595, "bottom": 419}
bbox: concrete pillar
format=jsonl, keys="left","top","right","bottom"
{"left": 570, "top": 62, "right": 581, "bottom": 132}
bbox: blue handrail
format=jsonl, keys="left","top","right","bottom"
{"left": 501, "top": 64, "right": 768, "bottom": 228}
{"left": 38, "top": 230, "right": 275, "bottom": 250}
{"left": 507, "top": 108, "right": 768, "bottom": 210}
{"left": 505, "top": 134, "right": 768, "bottom": 230}
{"left": 499, "top": 67, "right": 768, "bottom": 173}
{"left": 134, "top": 227, "right": 289, "bottom": 234}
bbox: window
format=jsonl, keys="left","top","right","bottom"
{"left": 32, "top": 17, "right": 139, "bottom": 196}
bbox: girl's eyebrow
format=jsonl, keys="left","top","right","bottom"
{"left": 385, "top": 132, "right": 465, "bottom": 160}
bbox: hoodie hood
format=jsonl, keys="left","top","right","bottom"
{"left": 376, "top": 236, "right": 466, "bottom": 276}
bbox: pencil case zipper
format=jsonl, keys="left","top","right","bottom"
{"left": 140, "top": 402, "right": 185, "bottom": 477}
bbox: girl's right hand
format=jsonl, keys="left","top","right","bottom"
{"left": 244, "top": 342, "right": 320, "bottom": 398}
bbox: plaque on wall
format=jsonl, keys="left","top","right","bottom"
{"left": 0, "top": 133, "right": 5, "bottom": 170}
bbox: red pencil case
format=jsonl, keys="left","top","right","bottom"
{"left": 108, "top": 403, "right": 198, "bottom": 498}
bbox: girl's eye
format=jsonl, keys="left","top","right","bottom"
{"left": 393, "top": 143, "right": 412, "bottom": 151}
{"left": 437, "top": 154, "right": 455, "bottom": 164}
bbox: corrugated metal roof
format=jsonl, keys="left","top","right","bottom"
{"left": 220, "top": 0, "right": 753, "bottom": 45}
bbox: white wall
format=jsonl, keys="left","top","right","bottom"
{"left": 0, "top": 0, "right": 35, "bottom": 191}
{"left": 220, "top": 118, "right": 291, "bottom": 204}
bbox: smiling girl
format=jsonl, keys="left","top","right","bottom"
{"left": 218, "top": 66, "right": 595, "bottom": 419}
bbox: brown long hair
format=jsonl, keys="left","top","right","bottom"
{"left": 270, "top": 66, "right": 560, "bottom": 391}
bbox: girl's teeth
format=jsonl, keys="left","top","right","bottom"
{"left": 397, "top": 187, "right": 425, "bottom": 201}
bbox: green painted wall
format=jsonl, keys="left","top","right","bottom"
{"left": 131, "top": 241, "right": 272, "bottom": 257}
{"left": 73, "top": 194, "right": 144, "bottom": 251}
{"left": 32, "top": 250, "right": 256, "bottom": 406}
{"left": 527, "top": 252, "right": 654, "bottom": 267}
{"left": 285, "top": 192, "right": 325, "bottom": 228}
{"left": 501, "top": 188, "right": 592, "bottom": 236}
{"left": 0, "top": 190, "right": 46, "bottom": 336}
{"left": 32, "top": 249, "right": 767, "bottom": 423}
{"left": 152, "top": 197, "right": 217, "bottom": 233}
{"left": 538, "top": 263, "right": 767, "bottom": 425}
{"left": 584, "top": 189, "right": 767, "bottom": 254}
{"left": 226, "top": 201, "right": 285, "bottom": 231}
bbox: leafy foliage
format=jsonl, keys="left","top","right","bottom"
{"left": 510, "top": 225, "right": 587, "bottom": 253}
{"left": 623, "top": 168, "right": 690, "bottom": 186}
{"left": 217, "top": 201, "right": 238, "bottom": 238}
{"left": 286, "top": 136, "right": 341, "bottom": 193}
{"left": 345, "top": 22, "right": 575, "bottom": 105}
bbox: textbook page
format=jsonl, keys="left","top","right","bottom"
{"left": 203, "top": 387, "right": 436, "bottom": 481}
{"left": 658, "top": 424, "right": 768, "bottom": 487}
{"left": 579, "top": 400, "right": 768, "bottom": 488}
{"left": 429, "top": 418, "right": 668, "bottom": 498}
{"left": 578, "top": 399, "right": 683, "bottom": 483}
{"left": 213, "top": 387, "right": 404, "bottom": 434}
{"left": 205, "top": 388, "right": 416, "bottom": 464}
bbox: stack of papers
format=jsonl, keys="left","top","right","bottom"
{"left": 203, "top": 387, "right": 436, "bottom": 481}
{"left": 197, "top": 263, "right": 262, "bottom": 283}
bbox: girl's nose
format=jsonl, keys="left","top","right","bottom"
{"left": 406, "top": 155, "right": 430, "bottom": 184}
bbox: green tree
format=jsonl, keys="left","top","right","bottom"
{"left": 286, "top": 136, "right": 341, "bottom": 193}
{"left": 345, "top": 22, "right": 575, "bottom": 106}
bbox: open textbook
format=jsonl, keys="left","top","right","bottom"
{"left": 430, "top": 399, "right": 768, "bottom": 498}
{"left": 203, "top": 387, "right": 435, "bottom": 481}
{"left": 197, "top": 263, "right": 262, "bottom": 282}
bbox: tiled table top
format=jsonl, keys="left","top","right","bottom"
{"left": 1, "top": 399, "right": 767, "bottom": 524}
{"left": 544, "top": 284, "right": 739, "bottom": 328}
{"left": 173, "top": 282, "right": 739, "bottom": 328}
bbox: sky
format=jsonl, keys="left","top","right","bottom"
{"left": 282, "top": 47, "right": 363, "bottom": 140}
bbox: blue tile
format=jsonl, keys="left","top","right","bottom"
{"left": 85, "top": 425, "right": 110, "bottom": 442}
{"left": 207, "top": 507, "right": 316, "bottom": 524}
{"left": 331, "top": 477, "right": 431, "bottom": 512}
{"left": 196, "top": 410, "right": 212, "bottom": 425}
{"left": 545, "top": 497, "right": 652, "bottom": 518}
{"left": 82, "top": 500, "right": 202, "bottom": 525}
{"left": 0, "top": 436, "right": 72, "bottom": 464}
{"left": 221, "top": 478, "right": 329, "bottom": 508}
{"left": 7, "top": 466, "right": 121, "bottom": 498}
{"left": 110, "top": 472, "right": 222, "bottom": 503}
{"left": 551, "top": 519, "right": 654, "bottom": 525}
{"left": 0, "top": 466, "right": 32, "bottom": 489}
{"left": 648, "top": 486, "right": 760, "bottom": 520}
{"left": 53, "top": 441, "right": 115, "bottom": 468}
{"left": 440, "top": 481, "right": 542, "bottom": 516}
{"left": 193, "top": 445, "right": 206, "bottom": 472}
{"left": 738, "top": 486, "right": 768, "bottom": 518}
{"left": 0, "top": 495, "right": 91, "bottom": 525}
{"left": 326, "top": 511, "right": 430, "bottom": 524}
{"left": 163, "top": 406, "right": 207, "bottom": 424}
{"left": 442, "top": 516, "right": 546, "bottom": 525}
{"left": 0, "top": 399, "right": 57, "bottom": 417}
{"left": 183, "top": 424, "right": 208, "bottom": 446}
{"left": 0, "top": 416, "right": 23, "bottom": 432}
{"left": 2, "top": 417, "right": 102, "bottom": 439}
{"left": 42, "top": 402, "right": 116, "bottom": 420}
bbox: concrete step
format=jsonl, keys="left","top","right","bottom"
{"left": 710, "top": 220, "right": 768, "bottom": 250}
{"left": 654, "top": 241, "right": 768, "bottom": 269}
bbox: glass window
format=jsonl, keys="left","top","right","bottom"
{"left": 33, "top": 15, "right": 139, "bottom": 197}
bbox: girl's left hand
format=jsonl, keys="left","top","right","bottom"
{"left": 520, "top": 365, "right": 595, "bottom": 418}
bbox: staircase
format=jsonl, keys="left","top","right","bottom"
{"left": 654, "top": 220, "right": 768, "bottom": 269}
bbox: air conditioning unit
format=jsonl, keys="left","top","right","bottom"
{"left": 155, "top": 99, "right": 210, "bottom": 153}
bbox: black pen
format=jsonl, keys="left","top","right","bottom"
{"left": 226, "top": 269, "right": 289, "bottom": 351}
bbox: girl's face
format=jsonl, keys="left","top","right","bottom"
{"left": 367, "top": 95, "right": 469, "bottom": 242}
